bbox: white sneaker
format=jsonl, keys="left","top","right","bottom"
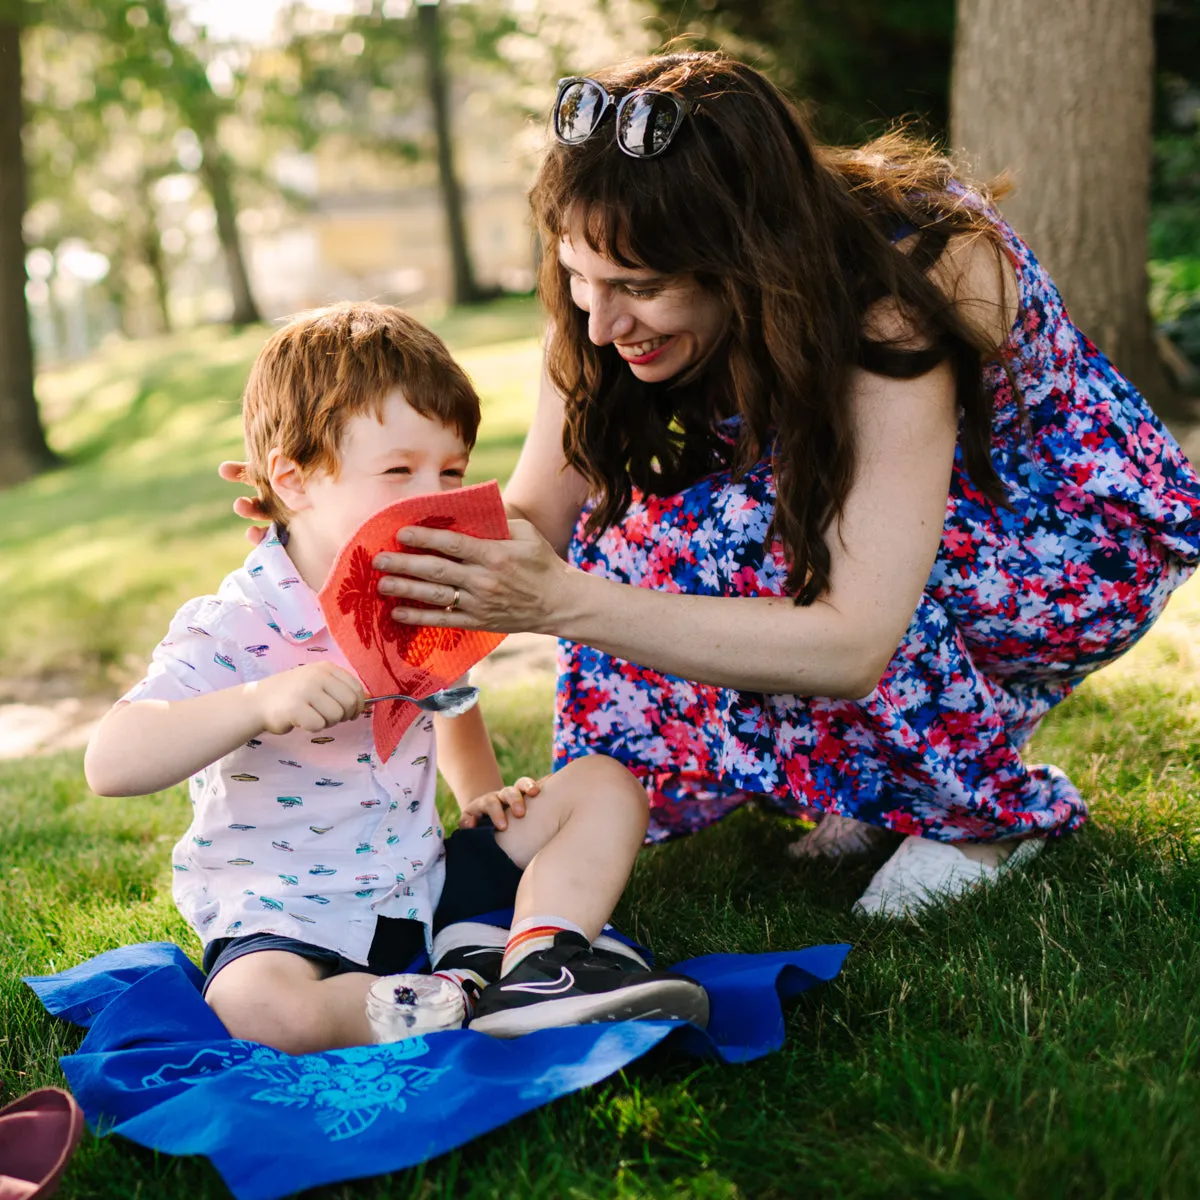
{"left": 366, "top": 972, "right": 467, "bottom": 1042}
{"left": 787, "top": 813, "right": 891, "bottom": 860}
{"left": 852, "top": 835, "right": 1044, "bottom": 919}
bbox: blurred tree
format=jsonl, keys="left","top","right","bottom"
{"left": 23, "top": 24, "right": 181, "bottom": 337}
{"left": 272, "top": 0, "right": 498, "bottom": 305}
{"left": 645, "top": 0, "right": 955, "bottom": 140}
{"left": 23, "top": 0, "right": 263, "bottom": 325}
{"left": 0, "top": 6, "right": 58, "bottom": 487}
{"left": 112, "top": 0, "right": 262, "bottom": 323}
{"left": 416, "top": 0, "right": 482, "bottom": 305}
{"left": 951, "top": 0, "right": 1188, "bottom": 422}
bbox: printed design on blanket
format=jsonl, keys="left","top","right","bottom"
{"left": 241, "top": 1041, "right": 446, "bottom": 1142}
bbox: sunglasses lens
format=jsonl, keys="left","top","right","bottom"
{"left": 556, "top": 80, "right": 607, "bottom": 143}
{"left": 617, "top": 92, "right": 683, "bottom": 157}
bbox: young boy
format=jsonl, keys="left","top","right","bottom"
{"left": 84, "top": 302, "right": 708, "bottom": 1055}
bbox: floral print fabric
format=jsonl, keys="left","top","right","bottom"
{"left": 554, "top": 217, "right": 1200, "bottom": 843}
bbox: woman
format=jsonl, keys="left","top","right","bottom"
{"left": 231, "top": 52, "right": 1200, "bottom": 916}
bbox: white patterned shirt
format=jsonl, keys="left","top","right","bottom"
{"left": 121, "top": 527, "right": 447, "bottom": 964}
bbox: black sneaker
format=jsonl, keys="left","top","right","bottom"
{"left": 468, "top": 931, "right": 709, "bottom": 1038}
{"left": 433, "top": 922, "right": 654, "bottom": 989}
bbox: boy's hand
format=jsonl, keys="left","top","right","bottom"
{"left": 246, "top": 663, "right": 367, "bottom": 735}
{"left": 459, "top": 776, "right": 541, "bottom": 831}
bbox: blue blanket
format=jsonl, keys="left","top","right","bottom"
{"left": 26, "top": 941, "right": 849, "bottom": 1200}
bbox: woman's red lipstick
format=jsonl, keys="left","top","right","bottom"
{"left": 619, "top": 336, "right": 673, "bottom": 365}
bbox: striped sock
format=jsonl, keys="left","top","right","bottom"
{"left": 500, "top": 915, "right": 587, "bottom": 977}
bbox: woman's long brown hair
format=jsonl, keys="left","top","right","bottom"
{"left": 531, "top": 51, "right": 1015, "bottom": 604}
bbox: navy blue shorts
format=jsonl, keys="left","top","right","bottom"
{"left": 201, "top": 821, "right": 522, "bottom": 993}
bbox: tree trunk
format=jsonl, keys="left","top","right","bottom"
{"left": 416, "top": 0, "right": 482, "bottom": 306}
{"left": 950, "top": 0, "right": 1190, "bottom": 426}
{"left": 200, "top": 136, "right": 262, "bottom": 326}
{"left": 137, "top": 175, "right": 172, "bottom": 334}
{"left": 0, "top": 19, "right": 57, "bottom": 487}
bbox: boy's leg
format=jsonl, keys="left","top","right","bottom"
{"left": 205, "top": 949, "right": 376, "bottom": 1054}
{"left": 418, "top": 757, "right": 652, "bottom": 1010}
{"left": 491, "top": 753, "right": 649, "bottom": 939}
{"left": 469, "top": 755, "right": 709, "bottom": 1037}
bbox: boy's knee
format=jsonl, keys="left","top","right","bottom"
{"left": 574, "top": 755, "right": 649, "bottom": 826}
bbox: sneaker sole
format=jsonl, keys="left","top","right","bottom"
{"left": 469, "top": 979, "right": 710, "bottom": 1039}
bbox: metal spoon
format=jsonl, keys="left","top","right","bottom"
{"left": 364, "top": 684, "right": 480, "bottom": 718}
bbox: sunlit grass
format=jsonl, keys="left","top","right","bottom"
{"left": 0, "top": 300, "right": 545, "bottom": 687}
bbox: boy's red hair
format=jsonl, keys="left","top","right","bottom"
{"left": 243, "top": 302, "right": 481, "bottom": 522}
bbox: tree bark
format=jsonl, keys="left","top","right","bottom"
{"left": 137, "top": 174, "right": 172, "bottom": 334}
{"left": 416, "top": 0, "right": 482, "bottom": 306}
{"left": 0, "top": 19, "right": 57, "bottom": 487}
{"left": 951, "top": 0, "right": 1189, "bottom": 425}
{"left": 200, "top": 136, "right": 261, "bottom": 326}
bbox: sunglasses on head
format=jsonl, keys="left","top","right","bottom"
{"left": 553, "top": 76, "right": 696, "bottom": 159}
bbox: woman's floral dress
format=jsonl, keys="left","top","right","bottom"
{"left": 553, "top": 216, "right": 1200, "bottom": 843}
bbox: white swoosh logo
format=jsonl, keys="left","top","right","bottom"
{"left": 501, "top": 967, "right": 575, "bottom": 996}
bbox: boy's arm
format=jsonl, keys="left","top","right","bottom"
{"left": 433, "top": 703, "right": 504, "bottom": 811}
{"left": 85, "top": 662, "right": 366, "bottom": 797}
{"left": 86, "top": 688, "right": 271, "bottom": 797}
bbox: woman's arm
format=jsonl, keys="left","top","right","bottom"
{"left": 551, "top": 357, "right": 958, "bottom": 697}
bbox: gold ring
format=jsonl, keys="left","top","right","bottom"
{"left": 446, "top": 588, "right": 460, "bottom": 613}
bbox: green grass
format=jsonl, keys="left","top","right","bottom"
{"left": 2, "top": 311, "right": 1200, "bottom": 1196}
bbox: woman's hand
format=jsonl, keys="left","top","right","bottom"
{"left": 374, "top": 518, "right": 578, "bottom": 634}
{"left": 458, "top": 776, "right": 541, "bottom": 831}
{"left": 218, "top": 460, "right": 270, "bottom": 546}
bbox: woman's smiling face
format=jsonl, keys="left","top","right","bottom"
{"left": 558, "top": 226, "right": 728, "bottom": 383}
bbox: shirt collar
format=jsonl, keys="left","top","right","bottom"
{"left": 242, "top": 524, "right": 328, "bottom": 645}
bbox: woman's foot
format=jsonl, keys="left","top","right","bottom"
{"left": 788, "top": 813, "right": 891, "bottom": 860}
{"left": 852, "top": 835, "right": 1045, "bottom": 918}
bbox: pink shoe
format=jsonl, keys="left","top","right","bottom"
{"left": 0, "top": 1088, "right": 85, "bottom": 1200}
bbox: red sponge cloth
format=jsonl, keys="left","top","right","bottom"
{"left": 318, "top": 480, "right": 509, "bottom": 761}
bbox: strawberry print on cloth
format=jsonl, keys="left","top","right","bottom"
{"left": 319, "top": 480, "right": 508, "bottom": 761}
